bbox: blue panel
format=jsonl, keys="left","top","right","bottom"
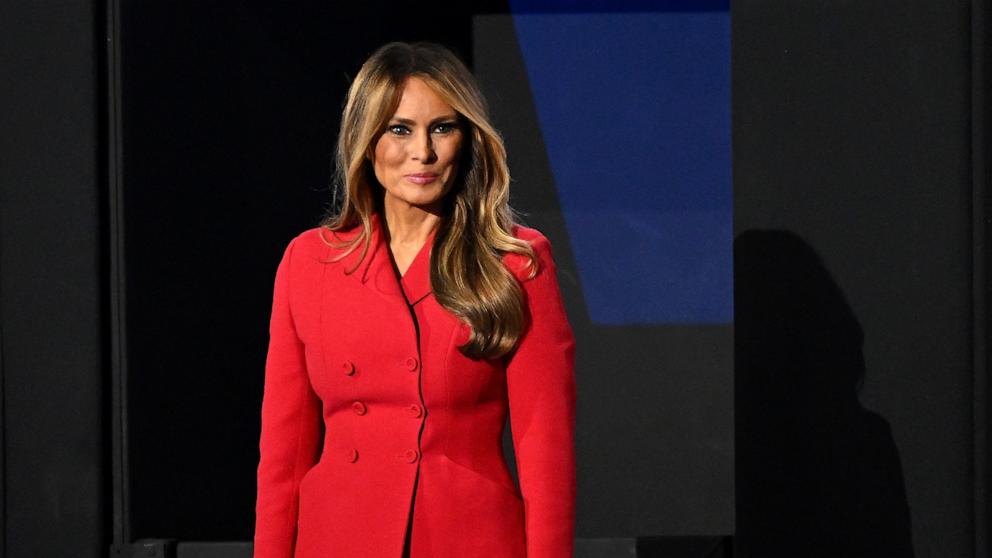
{"left": 510, "top": 9, "right": 732, "bottom": 324}
{"left": 509, "top": 0, "right": 729, "bottom": 12}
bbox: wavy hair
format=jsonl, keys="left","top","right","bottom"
{"left": 319, "top": 41, "right": 536, "bottom": 359}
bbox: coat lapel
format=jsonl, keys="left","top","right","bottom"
{"left": 398, "top": 225, "right": 435, "bottom": 306}
{"left": 333, "top": 212, "right": 435, "bottom": 306}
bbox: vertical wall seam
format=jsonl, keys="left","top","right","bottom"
{"left": 0, "top": 166, "right": 8, "bottom": 558}
{"left": 971, "top": 1, "right": 989, "bottom": 557}
{"left": 105, "top": 0, "right": 130, "bottom": 548}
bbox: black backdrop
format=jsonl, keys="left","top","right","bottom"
{"left": 0, "top": 1, "right": 988, "bottom": 557}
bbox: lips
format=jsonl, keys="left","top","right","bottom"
{"left": 405, "top": 173, "right": 440, "bottom": 185}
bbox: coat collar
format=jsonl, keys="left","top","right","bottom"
{"left": 391, "top": 212, "right": 436, "bottom": 306}
{"left": 332, "top": 212, "right": 435, "bottom": 306}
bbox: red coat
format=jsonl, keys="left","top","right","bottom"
{"left": 253, "top": 212, "right": 576, "bottom": 558}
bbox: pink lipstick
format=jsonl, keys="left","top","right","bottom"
{"left": 405, "top": 173, "right": 439, "bottom": 184}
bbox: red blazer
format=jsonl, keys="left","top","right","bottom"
{"left": 253, "top": 212, "right": 576, "bottom": 558}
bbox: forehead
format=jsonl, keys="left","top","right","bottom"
{"left": 391, "top": 76, "right": 455, "bottom": 118}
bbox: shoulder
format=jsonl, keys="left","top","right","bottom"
{"left": 503, "top": 224, "right": 557, "bottom": 281}
{"left": 269, "top": 226, "right": 351, "bottom": 281}
{"left": 511, "top": 223, "right": 550, "bottom": 248}
{"left": 282, "top": 224, "right": 362, "bottom": 260}
{"left": 277, "top": 227, "right": 321, "bottom": 259}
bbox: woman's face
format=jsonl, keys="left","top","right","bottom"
{"left": 372, "top": 76, "right": 465, "bottom": 215}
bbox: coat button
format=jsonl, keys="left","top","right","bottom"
{"left": 405, "top": 357, "right": 419, "bottom": 372}
{"left": 342, "top": 360, "right": 356, "bottom": 376}
{"left": 351, "top": 401, "right": 367, "bottom": 416}
{"left": 406, "top": 404, "right": 423, "bottom": 418}
{"left": 401, "top": 449, "right": 420, "bottom": 463}
{"left": 346, "top": 448, "right": 358, "bottom": 463}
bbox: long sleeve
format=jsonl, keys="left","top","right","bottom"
{"left": 506, "top": 232, "right": 577, "bottom": 558}
{"left": 253, "top": 236, "right": 323, "bottom": 558}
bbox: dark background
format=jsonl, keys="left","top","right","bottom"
{"left": 0, "top": 1, "right": 988, "bottom": 557}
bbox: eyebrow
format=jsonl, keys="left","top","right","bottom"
{"left": 389, "top": 115, "right": 459, "bottom": 125}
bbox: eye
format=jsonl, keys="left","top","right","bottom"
{"left": 432, "top": 121, "right": 459, "bottom": 134}
{"left": 387, "top": 124, "right": 411, "bottom": 135}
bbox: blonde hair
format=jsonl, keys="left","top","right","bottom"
{"left": 320, "top": 41, "right": 536, "bottom": 359}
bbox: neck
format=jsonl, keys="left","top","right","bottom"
{"left": 381, "top": 198, "right": 441, "bottom": 246}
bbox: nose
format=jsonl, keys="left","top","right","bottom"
{"left": 412, "top": 130, "right": 437, "bottom": 163}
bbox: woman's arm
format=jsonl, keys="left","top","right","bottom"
{"left": 506, "top": 231, "right": 577, "bottom": 558}
{"left": 253, "top": 236, "right": 323, "bottom": 558}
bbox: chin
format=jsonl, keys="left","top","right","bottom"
{"left": 382, "top": 180, "right": 454, "bottom": 211}
{"left": 402, "top": 187, "right": 447, "bottom": 207}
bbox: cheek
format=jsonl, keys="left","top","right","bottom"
{"left": 442, "top": 137, "right": 466, "bottom": 168}
{"left": 373, "top": 141, "right": 403, "bottom": 178}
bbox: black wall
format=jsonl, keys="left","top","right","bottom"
{"left": 734, "top": 2, "right": 981, "bottom": 556}
{"left": 0, "top": 1, "right": 107, "bottom": 557}
{"left": 0, "top": 2, "right": 986, "bottom": 557}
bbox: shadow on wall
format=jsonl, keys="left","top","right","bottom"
{"left": 734, "top": 229, "right": 914, "bottom": 558}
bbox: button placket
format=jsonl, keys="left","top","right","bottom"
{"left": 400, "top": 355, "right": 424, "bottom": 464}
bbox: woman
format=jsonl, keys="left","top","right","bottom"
{"left": 253, "top": 41, "right": 576, "bottom": 558}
